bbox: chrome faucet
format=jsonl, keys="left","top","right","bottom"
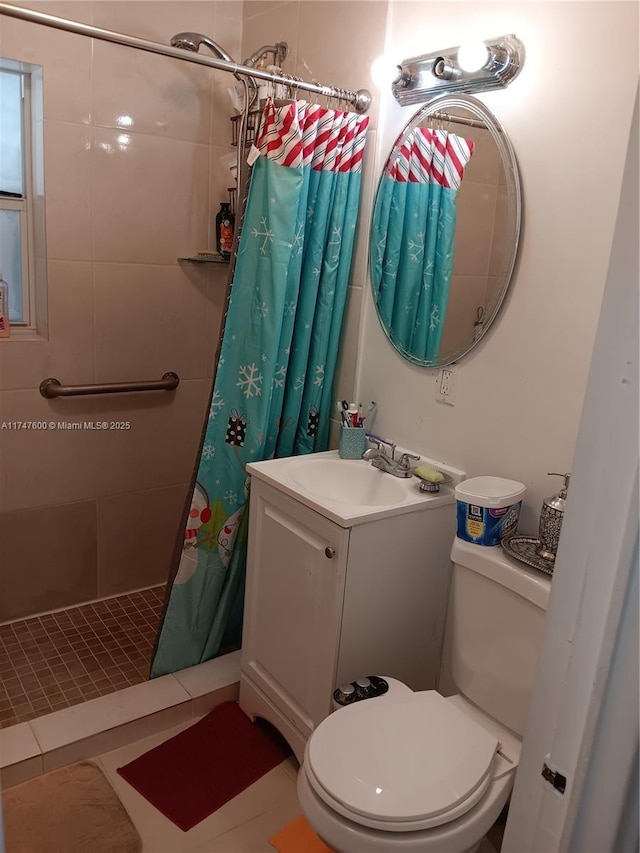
{"left": 363, "top": 437, "right": 420, "bottom": 479}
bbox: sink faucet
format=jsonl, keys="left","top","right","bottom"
{"left": 363, "top": 436, "right": 420, "bottom": 479}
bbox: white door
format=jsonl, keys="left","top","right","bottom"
{"left": 502, "top": 89, "right": 639, "bottom": 853}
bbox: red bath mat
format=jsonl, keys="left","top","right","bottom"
{"left": 117, "top": 701, "right": 292, "bottom": 831}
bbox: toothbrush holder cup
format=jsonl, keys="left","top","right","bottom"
{"left": 339, "top": 426, "right": 368, "bottom": 460}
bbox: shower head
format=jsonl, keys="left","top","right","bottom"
{"left": 170, "top": 31, "right": 236, "bottom": 65}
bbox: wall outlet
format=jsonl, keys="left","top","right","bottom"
{"left": 436, "top": 367, "right": 457, "bottom": 405}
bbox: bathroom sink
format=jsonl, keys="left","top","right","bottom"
{"left": 289, "top": 458, "right": 408, "bottom": 506}
{"left": 246, "top": 451, "right": 464, "bottom": 527}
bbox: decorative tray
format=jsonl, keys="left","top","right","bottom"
{"left": 501, "top": 534, "right": 554, "bottom": 576}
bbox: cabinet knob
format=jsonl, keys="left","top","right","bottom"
{"left": 325, "top": 546, "right": 335, "bottom": 559}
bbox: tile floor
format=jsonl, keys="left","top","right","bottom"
{"left": 0, "top": 587, "right": 165, "bottom": 729}
{"left": 95, "top": 718, "right": 503, "bottom": 853}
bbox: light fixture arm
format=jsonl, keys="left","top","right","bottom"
{"left": 392, "top": 34, "right": 525, "bottom": 105}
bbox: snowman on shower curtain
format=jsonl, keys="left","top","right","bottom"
{"left": 174, "top": 475, "right": 246, "bottom": 585}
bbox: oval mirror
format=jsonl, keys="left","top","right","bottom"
{"left": 369, "top": 94, "right": 521, "bottom": 367}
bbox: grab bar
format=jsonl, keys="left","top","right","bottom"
{"left": 39, "top": 372, "right": 180, "bottom": 398}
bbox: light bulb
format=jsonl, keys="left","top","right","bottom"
{"left": 457, "top": 42, "right": 490, "bottom": 72}
{"left": 371, "top": 55, "right": 401, "bottom": 88}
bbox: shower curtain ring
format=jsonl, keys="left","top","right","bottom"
{"left": 281, "top": 71, "right": 291, "bottom": 100}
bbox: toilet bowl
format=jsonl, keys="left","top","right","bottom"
{"left": 297, "top": 689, "right": 519, "bottom": 853}
{"left": 297, "top": 539, "right": 551, "bottom": 853}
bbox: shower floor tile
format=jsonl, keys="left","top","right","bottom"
{"left": 0, "top": 587, "right": 165, "bottom": 729}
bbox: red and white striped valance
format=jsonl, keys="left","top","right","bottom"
{"left": 256, "top": 98, "right": 369, "bottom": 173}
{"left": 387, "top": 127, "right": 474, "bottom": 189}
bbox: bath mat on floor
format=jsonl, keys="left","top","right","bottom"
{"left": 269, "top": 814, "right": 336, "bottom": 853}
{"left": 117, "top": 700, "right": 292, "bottom": 831}
{"left": 2, "top": 761, "right": 142, "bottom": 853}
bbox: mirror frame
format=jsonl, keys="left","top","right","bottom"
{"left": 369, "top": 93, "right": 522, "bottom": 368}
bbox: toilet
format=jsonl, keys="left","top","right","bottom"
{"left": 297, "top": 537, "right": 551, "bottom": 853}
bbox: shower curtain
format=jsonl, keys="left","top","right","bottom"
{"left": 151, "top": 98, "right": 369, "bottom": 677}
{"left": 371, "top": 127, "right": 474, "bottom": 363}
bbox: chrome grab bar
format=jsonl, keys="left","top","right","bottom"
{"left": 39, "top": 372, "right": 180, "bottom": 398}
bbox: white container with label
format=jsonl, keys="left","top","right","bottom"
{"left": 455, "top": 476, "right": 526, "bottom": 546}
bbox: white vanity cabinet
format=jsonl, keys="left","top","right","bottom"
{"left": 239, "top": 453, "right": 460, "bottom": 761}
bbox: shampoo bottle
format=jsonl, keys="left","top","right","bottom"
{"left": 0, "top": 272, "right": 10, "bottom": 338}
{"left": 216, "top": 202, "right": 235, "bottom": 260}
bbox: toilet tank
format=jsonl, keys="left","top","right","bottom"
{"left": 439, "top": 538, "right": 551, "bottom": 737}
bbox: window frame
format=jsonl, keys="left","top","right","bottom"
{"left": 0, "top": 61, "right": 42, "bottom": 333}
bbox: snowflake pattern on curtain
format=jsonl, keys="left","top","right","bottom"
{"left": 371, "top": 126, "right": 474, "bottom": 364}
{"left": 151, "top": 98, "right": 369, "bottom": 677}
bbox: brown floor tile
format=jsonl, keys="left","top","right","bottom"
{"left": 0, "top": 586, "right": 164, "bottom": 729}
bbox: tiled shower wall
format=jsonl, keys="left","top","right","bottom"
{"left": 0, "top": 1, "right": 243, "bottom": 621}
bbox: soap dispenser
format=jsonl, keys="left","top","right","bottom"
{"left": 536, "top": 472, "right": 570, "bottom": 562}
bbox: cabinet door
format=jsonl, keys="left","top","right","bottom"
{"left": 242, "top": 482, "right": 348, "bottom": 735}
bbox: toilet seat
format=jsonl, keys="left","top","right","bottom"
{"left": 305, "top": 691, "right": 499, "bottom": 832}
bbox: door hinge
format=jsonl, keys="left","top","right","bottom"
{"left": 541, "top": 762, "right": 567, "bottom": 794}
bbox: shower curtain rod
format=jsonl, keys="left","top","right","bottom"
{"left": 0, "top": 2, "right": 371, "bottom": 113}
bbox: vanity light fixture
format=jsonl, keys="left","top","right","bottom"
{"left": 391, "top": 34, "right": 525, "bottom": 105}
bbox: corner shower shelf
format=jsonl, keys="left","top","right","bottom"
{"left": 178, "top": 254, "right": 230, "bottom": 265}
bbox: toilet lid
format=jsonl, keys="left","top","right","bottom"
{"left": 307, "top": 691, "right": 498, "bottom": 827}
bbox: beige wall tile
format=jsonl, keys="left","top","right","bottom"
{"left": 95, "top": 379, "right": 208, "bottom": 497}
{"left": 212, "top": 8, "right": 243, "bottom": 64}
{"left": 483, "top": 276, "right": 503, "bottom": 318}
{"left": 0, "top": 260, "right": 95, "bottom": 392}
{"left": 209, "top": 144, "right": 238, "bottom": 248}
{"left": 211, "top": 79, "right": 242, "bottom": 150}
{"left": 439, "top": 275, "right": 488, "bottom": 361}
{"left": 204, "top": 265, "right": 229, "bottom": 379}
{"left": 44, "top": 121, "right": 93, "bottom": 262}
{"left": 94, "top": 263, "right": 210, "bottom": 384}
{"left": 489, "top": 183, "right": 511, "bottom": 278}
{"left": 97, "top": 484, "right": 189, "bottom": 596}
{"left": 452, "top": 181, "right": 498, "bottom": 277}
{"left": 92, "top": 1, "right": 216, "bottom": 44}
{"left": 241, "top": 1, "right": 300, "bottom": 81}
{"left": 8, "top": 0, "right": 93, "bottom": 21}
{"left": 217, "top": 1, "right": 244, "bottom": 22}
{"left": 243, "top": 1, "right": 292, "bottom": 21}
{"left": 0, "top": 391, "right": 97, "bottom": 513}
{"left": 92, "top": 129, "right": 210, "bottom": 265}
{"left": 0, "top": 1, "right": 231, "bottom": 616}
{"left": 0, "top": 500, "right": 97, "bottom": 621}
{"left": 460, "top": 125, "right": 502, "bottom": 187}
{"left": 0, "top": 4, "right": 93, "bottom": 125}
{"left": 293, "top": 1, "right": 386, "bottom": 128}
{"left": 92, "top": 43, "right": 215, "bottom": 146}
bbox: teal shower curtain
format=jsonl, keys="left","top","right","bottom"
{"left": 371, "top": 127, "right": 474, "bottom": 363}
{"left": 151, "top": 99, "right": 369, "bottom": 677}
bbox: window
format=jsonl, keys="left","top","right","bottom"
{"left": 0, "top": 60, "right": 45, "bottom": 331}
